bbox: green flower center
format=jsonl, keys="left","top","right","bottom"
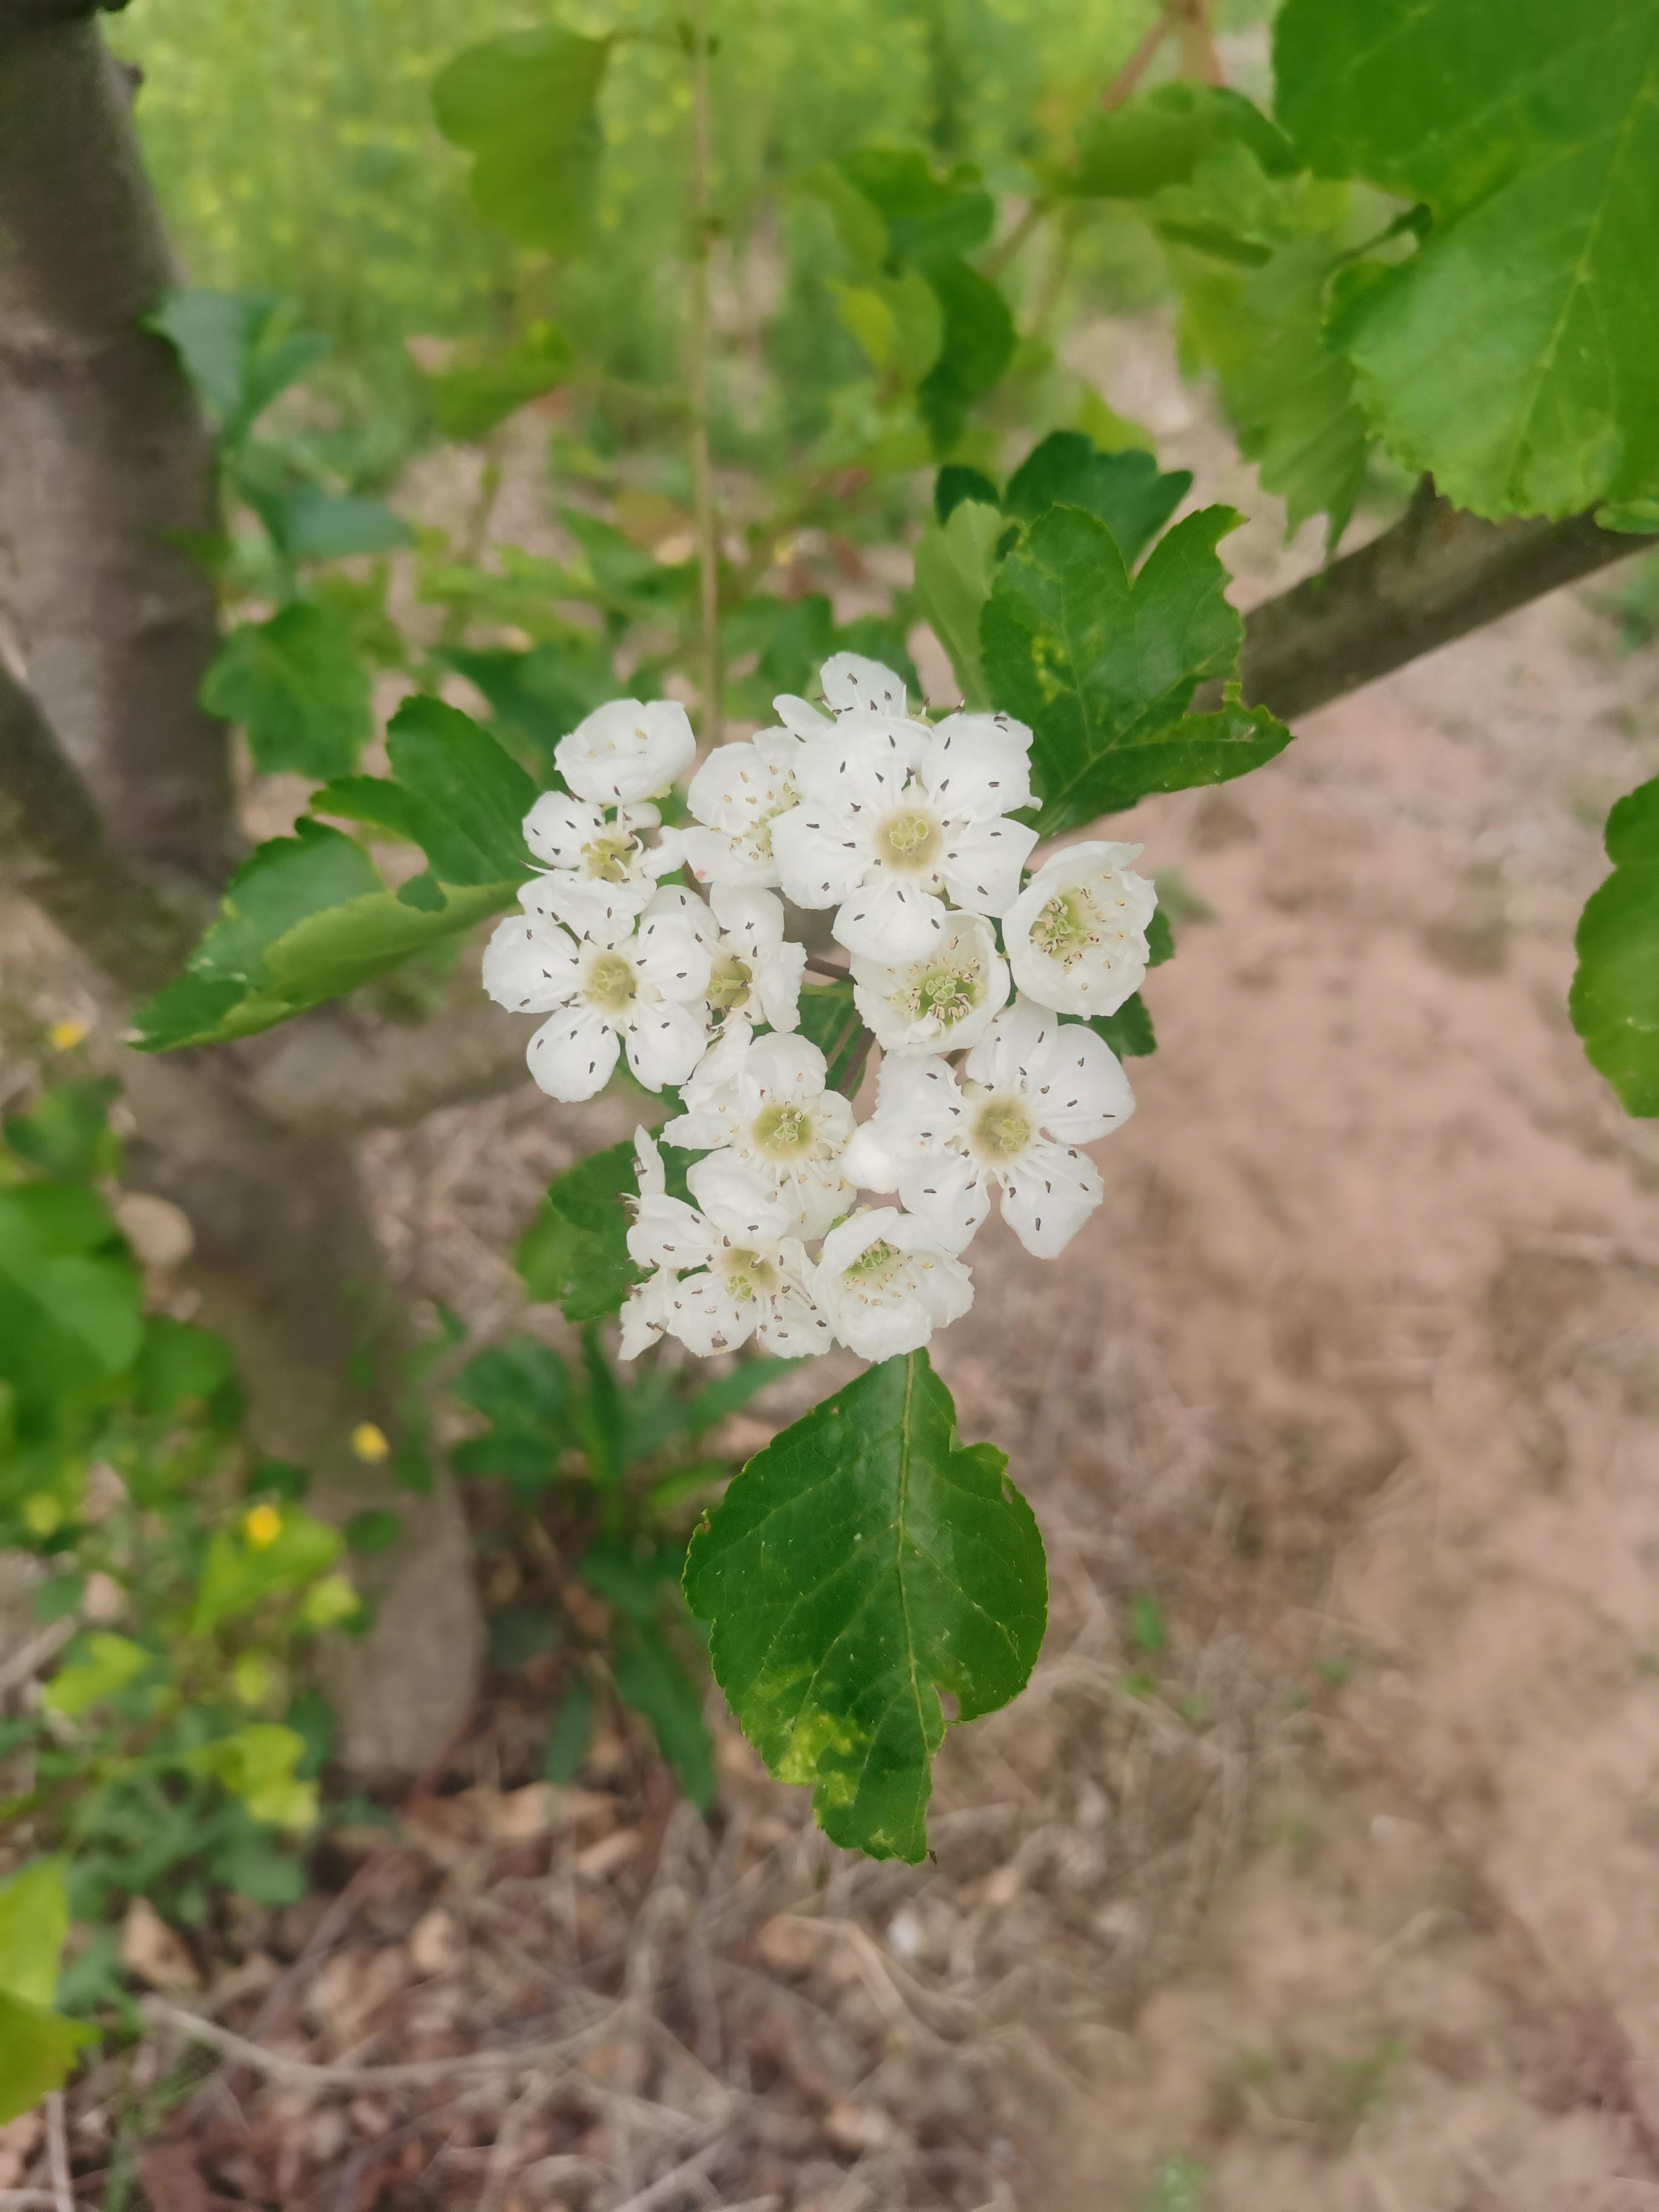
{"left": 844, "top": 1237, "right": 901, "bottom": 1286}
{"left": 721, "top": 1247, "right": 778, "bottom": 1299}
{"left": 876, "top": 808, "right": 941, "bottom": 870}
{"left": 1031, "top": 887, "right": 1101, "bottom": 968}
{"left": 707, "top": 954, "right": 753, "bottom": 1011}
{"left": 581, "top": 833, "right": 638, "bottom": 883}
{"left": 908, "top": 960, "right": 978, "bottom": 1031}
{"left": 583, "top": 953, "right": 637, "bottom": 1012}
{"left": 752, "top": 1101, "right": 815, "bottom": 1156}
{"left": 972, "top": 1098, "right": 1032, "bottom": 1159}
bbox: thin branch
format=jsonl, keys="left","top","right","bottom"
{"left": 1171, "top": 0, "right": 1224, "bottom": 87}
{"left": 1220, "top": 491, "right": 1641, "bottom": 725}
{"left": 44, "top": 2095, "right": 72, "bottom": 2212}
{"left": 1100, "top": 3, "right": 1179, "bottom": 109}
{"left": 686, "top": 0, "right": 722, "bottom": 746}
{"left": 141, "top": 1996, "right": 605, "bottom": 2091}
{"left": 0, "top": 654, "right": 200, "bottom": 993}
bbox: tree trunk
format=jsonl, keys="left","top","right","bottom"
{"left": 0, "top": 5, "right": 484, "bottom": 1775}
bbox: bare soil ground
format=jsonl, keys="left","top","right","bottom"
{"left": 5, "top": 324, "right": 1659, "bottom": 2210}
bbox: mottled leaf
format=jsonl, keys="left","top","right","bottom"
{"left": 685, "top": 1352, "right": 1045, "bottom": 1862}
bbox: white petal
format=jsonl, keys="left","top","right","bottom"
{"left": 709, "top": 883, "right": 785, "bottom": 956}
{"left": 832, "top": 877, "right": 948, "bottom": 962}
{"left": 964, "top": 995, "right": 1053, "bottom": 1092}
{"left": 619, "top": 1270, "right": 677, "bottom": 1360}
{"left": 780, "top": 1154, "right": 854, "bottom": 1240}
{"left": 1021, "top": 1020, "right": 1136, "bottom": 1143}
{"left": 999, "top": 1139, "right": 1104, "bottom": 1259}
{"left": 686, "top": 737, "right": 794, "bottom": 833}
{"left": 840, "top": 1122, "right": 903, "bottom": 1193}
{"left": 633, "top": 1124, "right": 666, "bottom": 1199}
{"left": 481, "top": 914, "right": 578, "bottom": 1014}
{"left": 773, "top": 692, "right": 836, "bottom": 739}
{"left": 527, "top": 1005, "right": 620, "bottom": 1102}
{"left": 623, "top": 1000, "right": 710, "bottom": 1091}
{"left": 793, "top": 721, "right": 916, "bottom": 813}
{"left": 896, "top": 1149, "right": 989, "bottom": 1253}
{"left": 666, "top": 1273, "right": 757, "bottom": 1358}
{"left": 532, "top": 872, "right": 655, "bottom": 941}
{"left": 646, "top": 882, "right": 721, "bottom": 948}
{"left": 556, "top": 699, "right": 697, "bottom": 806}
{"left": 634, "top": 909, "right": 715, "bottom": 1002}
{"left": 754, "top": 940, "right": 806, "bottom": 1032}
{"left": 677, "top": 825, "right": 776, "bottom": 888}
{"left": 869, "top": 1053, "right": 967, "bottom": 1153}
{"left": 745, "top": 1029, "right": 830, "bottom": 1100}
{"left": 820, "top": 652, "right": 907, "bottom": 717}
{"left": 769, "top": 807, "right": 866, "bottom": 910}
{"left": 685, "top": 1153, "right": 795, "bottom": 1242}
{"left": 921, "top": 713, "right": 1034, "bottom": 819}
{"left": 757, "top": 1285, "right": 835, "bottom": 1358}
{"left": 939, "top": 816, "right": 1040, "bottom": 917}
{"left": 523, "top": 791, "right": 606, "bottom": 867}
{"left": 628, "top": 1191, "right": 718, "bottom": 1272}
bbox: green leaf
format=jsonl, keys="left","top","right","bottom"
{"left": 983, "top": 505, "right": 1292, "bottom": 835}
{"left": 191, "top": 1511, "right": 342, "bottom": 1637}
{"left": 345, "top": 1510, "right": 402, "bottom": 1555}
{"left": 934, "top": 464, "right": 1000, "bottom": 523}
{"left": 1274, "top": 0, "right": 1659, "bottom": 520}
{"left": 682, "top": 1356, "right": 798, "bottom": 1438}
{"left": 612, "top": 1621, "right": 714, "bottom": 1812}
{"left": 913, "top": 498, "right": 1003, "bottom": 709}
{"left": 543, "top": 1678, "right": 594, "bottom": 1783}
{"left": 796, "top": 980, "right": 865, "bottom": 1096}
{"left": 135, "top": 703, "right": 534, "bottom": 1050}
{"left": 1175, "top": 238, "right": 1369, "bottom": 551}
{"left": 3, "top": 1080, "right": 121, "bottom": 1184}
{"left": 1005, "top": 433, "right": 1193, "bottom": 565}
{"left": 1088, "top": 994, "right": 1156, "bottom": 1059}
{"left": 146, "top": 288, "right": 328, "bottom": 444}
{"left": 426, "top": 324, "right": 573, "bottom": 441}
{"left": 201, "top": 603, "right": 372, "bottom": 779}
{"left": 516, "top": 1141, "right": 644, "bottom": 1326}
{"left": 0, "top": 1858, "right": 70, "bottom": 2008}
{"left": 276, "top": 486, "right": 411, "bottom": 565}
{"left": 183, "top": 1724, "right": 317, "bottom": 1830}
{"left": 1570, "top": 777, "right": 1659, "bottom": 1113}
{"left": 0, "top": 1184, "right": 143, "bottom": 1419}
{"left": 135, "top": 1317, "right": 238, "bottom": 1421}
{"left": 837, "top": 147, "right": 995, "bottom": 263}
{"left": 455, "top": 1338, "right": 569, "bottom": 1435}
{"left": 1599, "top": 499, "right": 1659, "bottom": 536}
{"left": 0, "top": 1991, "right": 94, "bottom": 2125}
{"left": 432, "top": 30, "right": 611, "bottom": 252}
{"left": 685, "top": 1351, "right": 1046, "bottom": 1862}
{"left": 917, "top": 257, "right": 1016, "bottom": 455}
{"left": 1067, "top": 82, "right": 1298, "bottom": 199}
{"left": 42, "top": 1632, "right": 152, "bottom": 1718}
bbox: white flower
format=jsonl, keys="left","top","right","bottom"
{"left": 481, "top": 900, "right": 712, "bottom": 1104}
{"left": 1003, "top": 839, "right": 1158, "bottom": 1018}
{"left": 811, "top": 1207, "right": 973, "bottom": 1361}
{"left": 620, "top": 1130, "right": 832, "bottom": 1360}
{"left": 851, "top": 910, "right": 1009, "bottom": 1055}
{"left": 771, "top": 709, "right": 1039, "bottom": 962}
{"left": 555, "top": 697, "right": 696, "bottom": 806}
{"left": 662, "top": 1021, "right": 855, "bottom": 1237}
{"left": 678, "top": 727, "right": 803, "bottom": 888}
{"left": 520, "top": 791, "right": 677, "bottom": 934}
{"left": 647, "top": 884, "right": 806, "bottom": 1033}
{"left": 840, "top": 996, "right": 1134, "bottom": 1259}
{"left": 772, "top": 651, "right": 913, "bottom": 735}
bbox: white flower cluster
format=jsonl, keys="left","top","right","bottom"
{"left": 483, "top": 659, "right": 1158, "bottom": 1364}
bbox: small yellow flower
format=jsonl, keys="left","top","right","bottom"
{"left": 243, "top": 1503, "right": 283, "bottom": 1550}
{"left": 46, "top": 1019, "right": 87, "bottom": 1053}
{"left": 350, "top": 1422, "right": 390, "bottom": 1464}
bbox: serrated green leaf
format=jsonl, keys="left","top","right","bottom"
{"left": 136, "top": 705, "right": 534, "bottom": 1050}
{"left": 0, "top": 1990, "right": 95, "bottom": 2124}
{"left": 1088, "top": 995, "right": 1156, "bottom": 1058}
{"left": 612, "top": 1621, "right": 714, "bottom": 1812}
{"left": 201, "top": 602, "right": 371, "bottom": 779}
{"left": 1005, "top": 432, "right": 1193, "bottom": 565}
{"left": 146, "top": 288, "right": 328, "bottom": 444}
{"left": 1570, "top": 777, "right": 1659, "bottom": 1114}
{"left": 984, "top": 505, "right": 1292, "bottom": 834}
{"left": 685, "top": 1351, "right": 1045, "bottom": 1862}
{"left": 426, "top": 324, "right": 573, "bottom": 441}
{"left": 432, "top": 30, "right": 611, "bottom": 253}
{"left": 1275, "top": 0, "right": 1659, "bottom": 520}
{"left": 913, "top": 498, "right": 1003, "bottom": 709}
{"left": 0, "top": 1859, "right": 70, "bottom": 2008}
{"left": 516, "top": 1142, "right": 642, "bottom": 1325}
{"left": 1175, "top": 236, "right": 1369, "bottom": 552}
{"left": 1067, "top": 82, "right": 1298, "bottom": 199}
{"left": 917, "top": 256, "right": 1016, "bottom": 455}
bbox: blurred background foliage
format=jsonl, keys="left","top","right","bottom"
{"left": 110, "top": 0, "right": 1276, "bottom": 455}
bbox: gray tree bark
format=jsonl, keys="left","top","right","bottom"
{"left": 0, "top": 5, "right": 484, "bottom": 1777}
